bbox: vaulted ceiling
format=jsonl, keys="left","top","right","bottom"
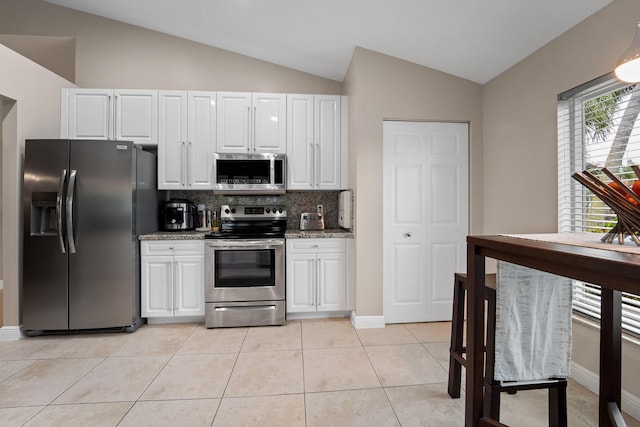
{"left": 44, "top": 0, "right": 612, "bottom": 84}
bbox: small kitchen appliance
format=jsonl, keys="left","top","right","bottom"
{"left": 204, "top": 205, "right": 287, "bottom": 327}
{"left": 162, "top": 199, "right": 197, "bottom": 231}
{"left": 338, "top": 190, "right": 352, "bottom": 229}
{"left": 300, "top": 212, "right": 325, "bottom": 230}
{"left": 213, "top": 152, "right": 286, "bottom": 195}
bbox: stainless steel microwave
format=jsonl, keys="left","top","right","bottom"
{"left": 213, "top": 153, "right": 286, "bottom": 194}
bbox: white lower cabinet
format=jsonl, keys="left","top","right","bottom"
{"left": 141, "top": 240, "right": 204, "bottom": 319}
{"left": 286, "top": 238, "right": 350, "bottom": 313}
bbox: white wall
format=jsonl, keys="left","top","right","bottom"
{"left": 0, "top": 44, "right": 75, "bottom": 331}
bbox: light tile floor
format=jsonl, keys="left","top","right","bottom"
{"left": 0, "top": 318, "right": 638, "bottom": 426}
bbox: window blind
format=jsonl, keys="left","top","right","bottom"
{"left": 557, "top": 73, "right": 640, "bottom": 336}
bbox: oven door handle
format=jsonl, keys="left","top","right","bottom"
{"left": 213, "top": 305, "right": 277, "bottom": 312}
{"left": 207, "top": 240, "right": 284, "bottom": 249}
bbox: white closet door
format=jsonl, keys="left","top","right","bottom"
{"left": 383, "top": 121, "right": 468, "bottom": 323}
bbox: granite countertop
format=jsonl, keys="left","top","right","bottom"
{"left": 285, "top": 228, "right": 354, "bottom": 238}
{"left": 139, "top": 228, "right": 354, "bottom": 240}
{"left": 138, "top": 230, "right": 209, "bottom": 240}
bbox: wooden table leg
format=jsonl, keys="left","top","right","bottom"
{"left": 466, "top": 242, "right": 486, "bottom": 427}
{"left": 600, "top": 288, "right": 622, "bottom": 427}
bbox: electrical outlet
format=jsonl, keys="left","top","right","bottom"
{"left": 317, "top": 204, "right": 323, "bottom": 215}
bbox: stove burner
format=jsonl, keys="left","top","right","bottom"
{"left": 206, "top": 204, "right": 287, "bottom": 239}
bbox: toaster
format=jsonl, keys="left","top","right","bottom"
{"left": 300, "top": 212, "right": 324, "bottom": 230}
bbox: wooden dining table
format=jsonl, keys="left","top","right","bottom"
{"left": 465, "top": 233, "right": 640, "bottom": 427}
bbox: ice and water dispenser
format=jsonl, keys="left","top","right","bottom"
{"left": 30, "top": 192, "right": 59, "bottom": 236}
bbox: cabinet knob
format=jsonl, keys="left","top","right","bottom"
{"left": 404, "top": 232, "right": 412, "bottom": 238}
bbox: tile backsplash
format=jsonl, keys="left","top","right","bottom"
{"left": 166, "top": 190, "right": 352, "bottom": 230}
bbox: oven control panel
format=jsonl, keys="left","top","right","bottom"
{"left": 220, "top": 204, "right": 287, "bottom": 220}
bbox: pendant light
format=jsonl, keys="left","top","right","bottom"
{"left": 615, "top": 22, "right": 640, "bottom": 83}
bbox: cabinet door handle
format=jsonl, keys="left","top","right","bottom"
{"left": 247, "top": 105, "right": 252, "bottom": 152}
{"left": 172, "top": 260, "right": 177, "bottom": 312}
{"left": 311, "top": 143, "right": 316, "bottom": 187}
{"left": 315, "top": 143, "right": 321, "bottom": 187}
{"left": 404, "top": 232, "right": 412, "bottom": 238}
{"left": 316, "top": 258, "right": 321, "bottom": 307}
{"left": 169, "top": 260, "right": 174, "bottom": 311}
{"left": 107, "top": 94, "right": 112, "bottom": 140}
{"left": 181, "top": 141, "right": 187, "bottom": 187}
{"left": 187, "top": 141, "right": 192, "bottom": 186}
{"left": 109, "top": 94, "right": 114, "bottom": 140}
{"left": 252, "top": 105, "right": 257, "bottom": 151}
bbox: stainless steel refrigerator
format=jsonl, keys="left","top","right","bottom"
{"left": 22, "top": 139, "right": 158, "bottom": 334}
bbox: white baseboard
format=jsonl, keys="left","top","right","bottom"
{"left": 350, "top": 311, "right": 385, "bottom": 329}
{"left": 571, "top": 361, "right": 640, "bottom": 422}
{"left": 0, "top": 326, "right": 23, "bottom": 341}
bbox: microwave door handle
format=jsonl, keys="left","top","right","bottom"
{"left": 57, "top": 169, "right": 67, "bottom": 253}
{"left": 270, "top": 155, "right": 275, "bottom": 187}
{"left": 66, "top": 169, "right": 77, "bottom": 254}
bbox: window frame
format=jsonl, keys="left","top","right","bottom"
{"left": 558, "top": 72, "right": 640, "bottom": 337}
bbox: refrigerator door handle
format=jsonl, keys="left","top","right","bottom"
{"left": 66, "top": 169, "right": 78, "bottom": 253}
{"left": 57, "top": 169, "right": 68, "bottom": 253}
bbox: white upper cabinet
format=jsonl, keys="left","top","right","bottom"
{"left": 62, "top": 88, "right": 347, "bottom": 191}
{"left": 286, "top": 94, "right": 346, "bottom": 190}
{"left": 187, "top": 92, "right": 218, "bottom": 189}
{"left": 315, "top": 95, "right": 341, "bottom": 189}
{"left": 63, "top": 89, "right": 112, "bottom": 140}
{"left": 158, "top": 91, "right": 187, "bottom": 190}
{"left": 286, "top": 94, "right": 314, "bottom": 189}
{"left": 253, "top": 93, "right": 287, "bottom": 153}
{"left": 216, "top": 92, "right": 286, "bottom": 153}
{"left": 158, "top": 91, "right": 216, "bottom": 190}
{"left": 61, "top": 88, "right": 158, "bottom": 145}
{"left": 114, "top": 90, "right": 158, "bottom": 145}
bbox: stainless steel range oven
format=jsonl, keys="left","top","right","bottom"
{"left": 204, "top": 205, "right": 286, "bottom": 328}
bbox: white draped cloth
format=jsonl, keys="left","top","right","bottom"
{"left": 494, "top": 261, "right": 572, "bottom": 381}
